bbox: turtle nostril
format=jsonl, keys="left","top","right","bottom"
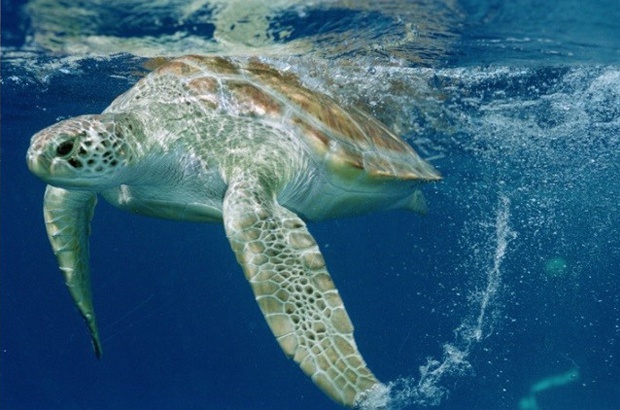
{"left": 56, "top": 140, "right": 75, "bottom": 157}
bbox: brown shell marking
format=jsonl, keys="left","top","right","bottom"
{"left": 244, "top": 60, "right": 366, "bottom": 143}
{"left": 149, "top": 56, "right": 440, "bottom": 181}
{"left": 242, "top": 61, "right": 434, "bottom": 179}
{"left": 154, "top": 59, "right": 203, "bottom": 77}
{"left": 142, "top": 57, "right": 172, "bottom": 72}
{"left": 186, "top": 77, "right": 220, "bottom": 109}
{"left": 187, "top": 55, "right": 241, "bottom": 75}
{"left": 240, "top": 60, "right": 423, "bottom": 177}
{"left": 227, "top": 81, "right": 284, "bottom": 117}
{"left": 157, "top": 56, "right": 284, "bottom": 117}
{"left": 155, "top": 57, "right": 397, "bottom": 155}
{"left": 161, "top": 55, "right": 241, "bottom": 76}
{"left": 291, "top": 117, "right": 331, "bottom": 156}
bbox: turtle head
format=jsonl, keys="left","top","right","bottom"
{"left": 27, "top": 113, "right": 140, "bottom": 189}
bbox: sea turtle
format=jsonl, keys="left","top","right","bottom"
{"left": 26, "top": 55, "right": 441, "bottom": 407}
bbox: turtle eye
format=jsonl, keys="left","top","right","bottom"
{"left": 56, "top": 140, "right": 74, "bottom": 157}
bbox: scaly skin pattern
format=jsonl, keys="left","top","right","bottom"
{"left": 26, "top": 56, "right": 441, "bottom": 407}
{"left": 43, "top": 186, "right": 101, "bottom": 358}
{"left": 224, "top": 173, "right": 378, "bottom": 406}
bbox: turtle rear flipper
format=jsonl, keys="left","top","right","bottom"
{"left": 223, "top": 174, "right": 380, "bottom": 407}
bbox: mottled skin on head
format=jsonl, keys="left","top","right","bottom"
{"left": 27, "top": 56, "right": 440, "bottom": 407}
{"left": 27, "top": 114, "right": 140, "bottom": 187}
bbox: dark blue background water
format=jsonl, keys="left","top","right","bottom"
{"left": 2, "top": 1, "right": 619, "bottom": 409}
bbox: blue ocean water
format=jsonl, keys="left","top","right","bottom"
{"left": 1, "top": 1, "right": 619, "bottom": 409}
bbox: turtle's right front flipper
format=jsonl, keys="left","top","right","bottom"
{"left": 223, "top": 176, "right": 380, "bottom": 407}
{"left": 43, "top": 185, "right": 102, "bottom": 358}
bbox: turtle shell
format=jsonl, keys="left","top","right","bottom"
{"left": 136, "top": 55, "right": 441, "bottom": 182}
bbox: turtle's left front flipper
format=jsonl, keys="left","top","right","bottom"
{"left": 43, "top": 185, "right": 102, "bottom": 358}
{"left": 223, "top": 176, "right": 380, "bottom": 407}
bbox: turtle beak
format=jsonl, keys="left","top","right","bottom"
{"left": 27, "top": 145, "right": 79, "bottom": 186}
{"left": 26, "top": 146, "right": 51, "bottom": 179}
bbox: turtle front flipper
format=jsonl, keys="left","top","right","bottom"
{"left": 223, "top": 176, "right": 380, "bottom": 407}
{"left": 43, "top": 185, "right": 102, "bottom": 358}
